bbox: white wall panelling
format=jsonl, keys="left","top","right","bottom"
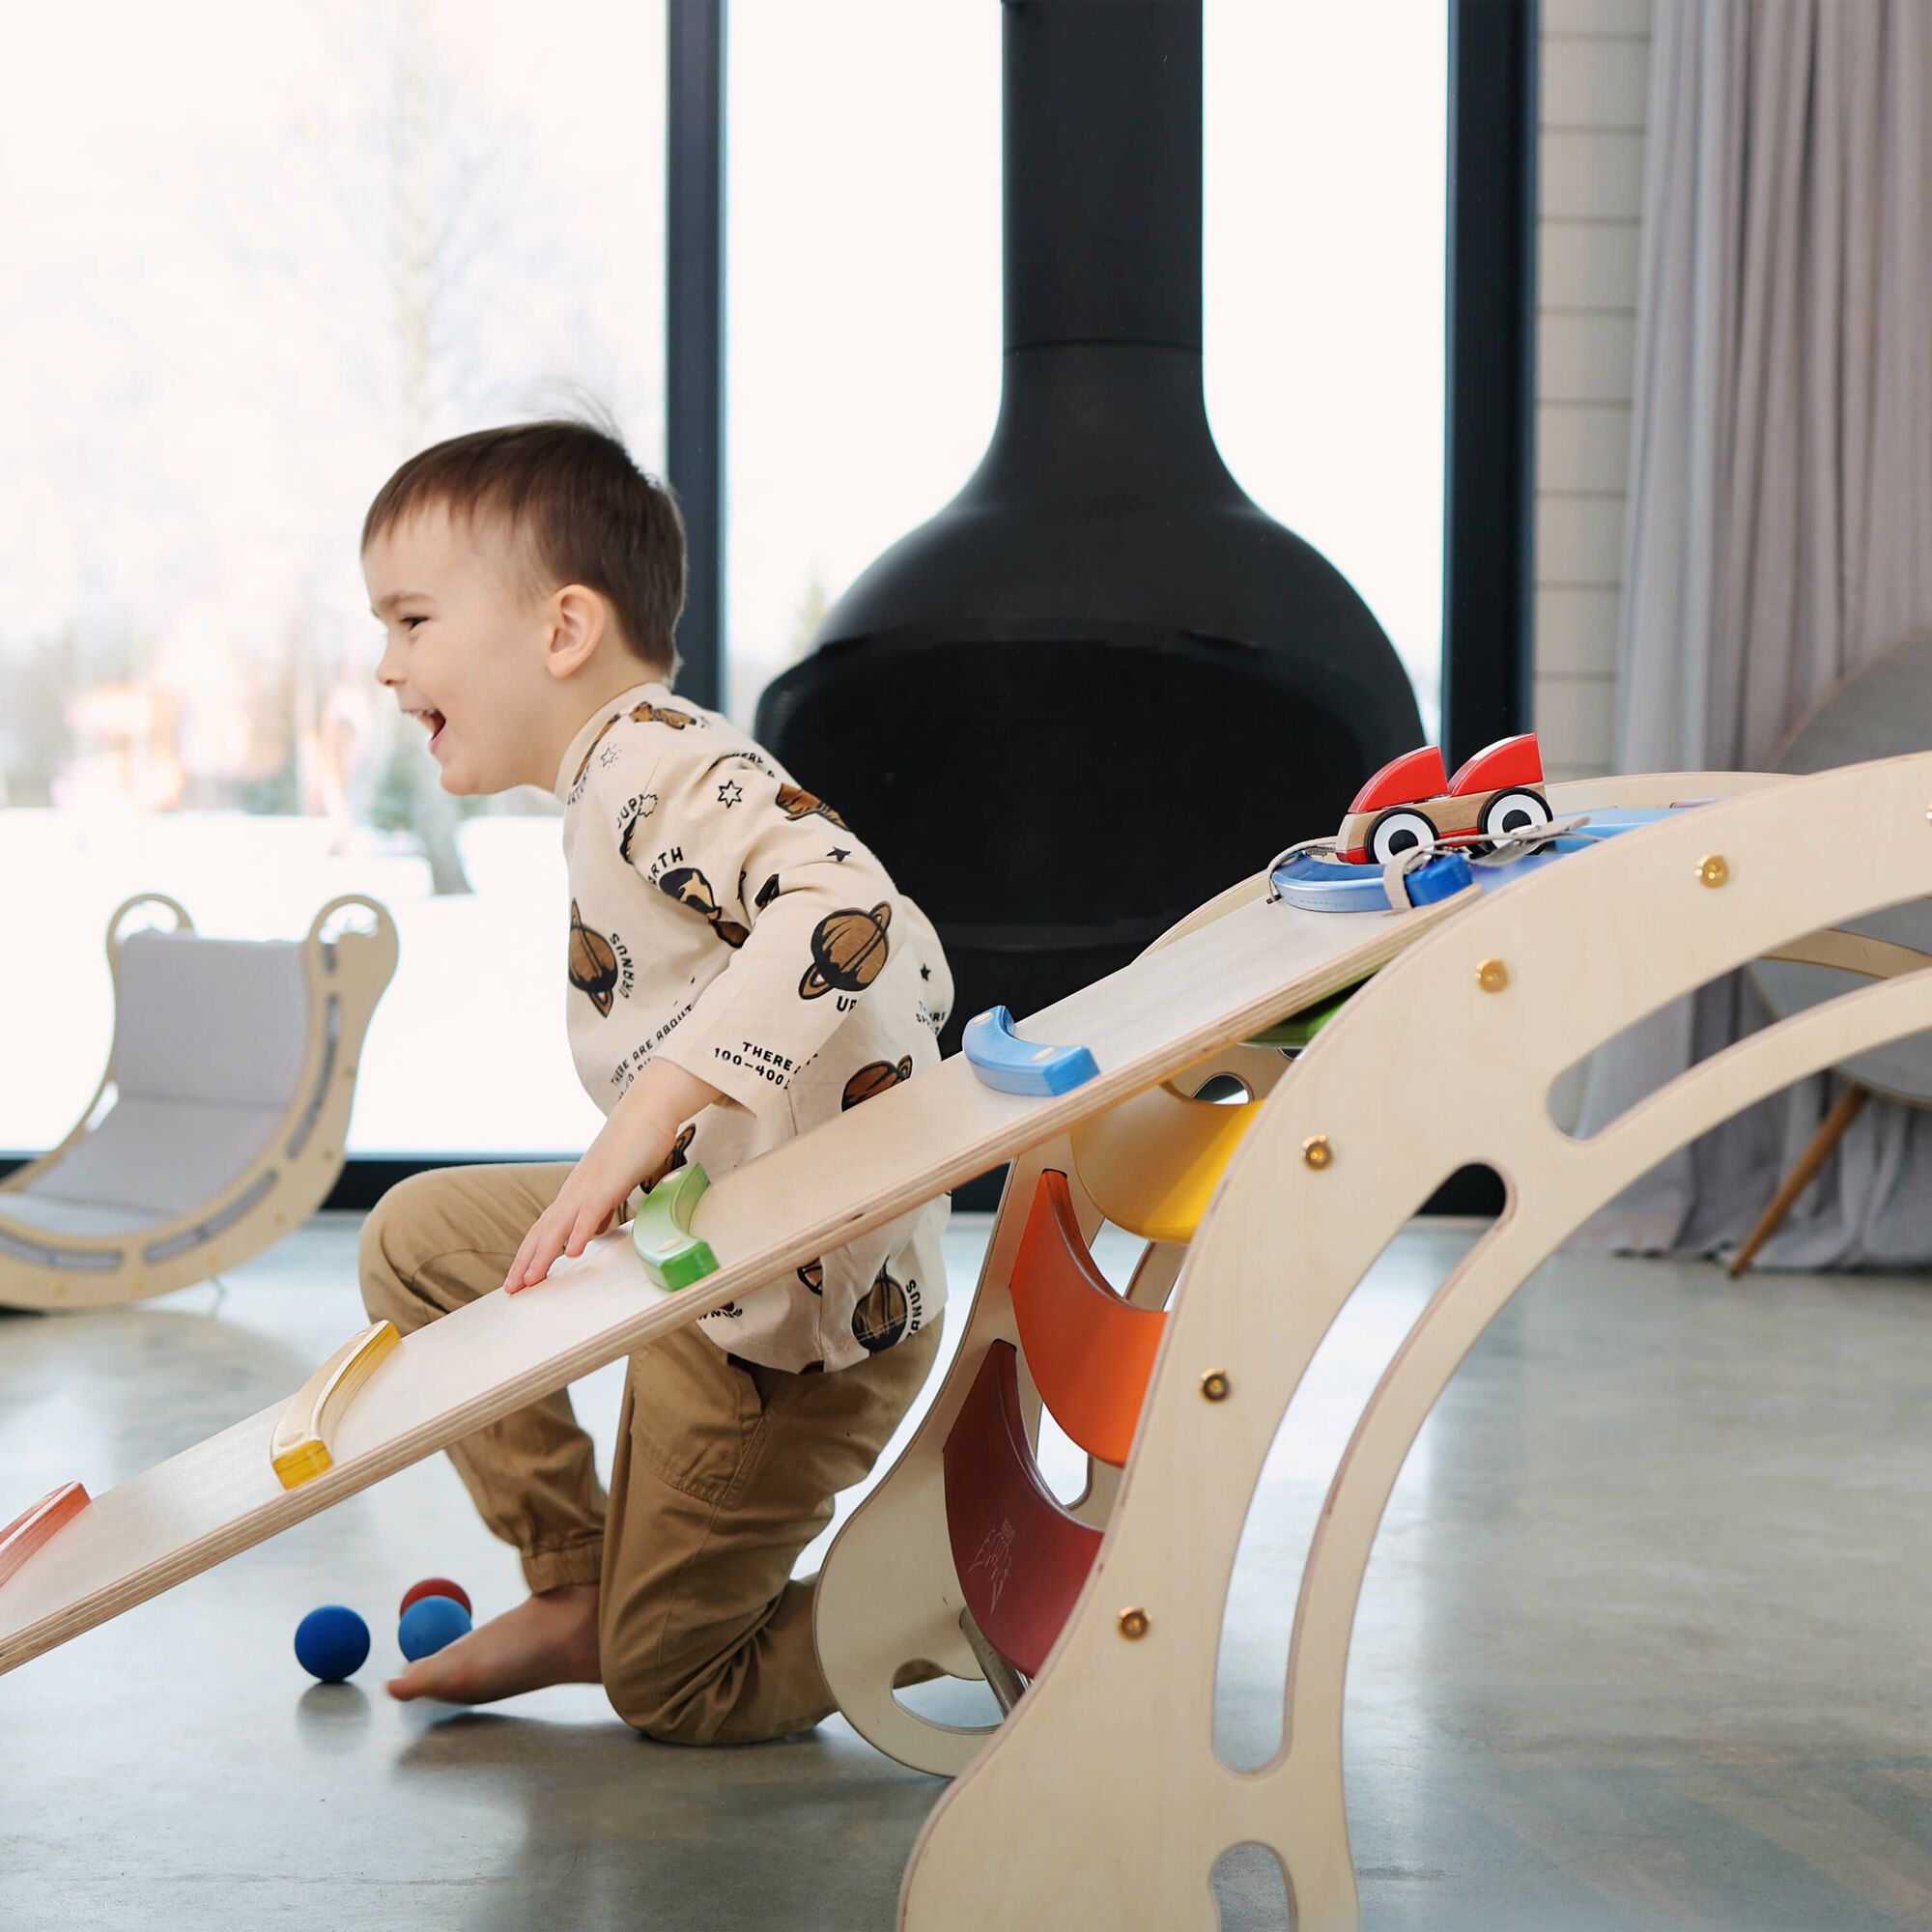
{"left": 1532, "top": 6, "right": 1650, "bottom": 777}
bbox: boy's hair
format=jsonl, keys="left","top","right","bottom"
{"left": 362, "top": 420, "right": 687, "bottom": 677}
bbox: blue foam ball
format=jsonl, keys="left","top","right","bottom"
{"left": 398, "top": 1593, "right": 472, "bottom": 1662}
{"left": 295, "top": 1605, "right": 371, "bottom": 1683}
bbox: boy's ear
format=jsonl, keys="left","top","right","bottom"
{"left": 544, "top": 584, "right": 608, "bottom": 678}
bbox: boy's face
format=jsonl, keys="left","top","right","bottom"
{"left": 365, "top": 503, "right": 553, "bottom": 795}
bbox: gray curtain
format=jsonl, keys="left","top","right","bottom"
{"left": 1573, "top": 0, "right": 1932, "bottom": 1264}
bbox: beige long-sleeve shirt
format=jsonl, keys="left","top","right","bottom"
{"left": 554, "top": 681, "right": 952, "bottom": 1372}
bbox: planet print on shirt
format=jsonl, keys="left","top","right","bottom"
{"left": 851, "top": 1264, "right": 910, "bottom": 1352}
{"left": 842, "top": 1056, "right": 914, "bottom": 1109}
{"left": 568, "top": 900, "right": 619, "bottom": 1017}
{"left": 775, "top": 783, "right": 847, "bottom": 830}
{"left": 628, "top": 699, "right": 700, "bottom": 730}
{"left": 800, "top": 903, "right": 892, "bottom": 1001}
{"left": 657, "top": 866, "right": 751, "bottom": 948}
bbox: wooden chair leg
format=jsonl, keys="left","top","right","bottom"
{"left": 1727, "top": 1082, "right": 1869, "bottom": 1277}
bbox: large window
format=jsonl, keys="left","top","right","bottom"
{"left": 723, "top": 0, "right": 1000, "bottom": 724}
{"left": 1205, "top": 2, "right": 1449, "bottom": 736}
{"left": 3, "top": 1, "right": 1454, "bottom": 1163}
{"left": 1, "top": 0, "right": 666, "bottom": 1158}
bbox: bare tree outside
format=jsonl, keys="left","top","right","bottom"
{"left": 211, "top": 0, "right": 583, "bottom": 892}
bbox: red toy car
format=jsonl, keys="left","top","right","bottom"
{"left": 1335, "top": 733, "right": 1551, "bottom": 865}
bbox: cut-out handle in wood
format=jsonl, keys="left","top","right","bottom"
{"left": 0, "top": 1482, "right": 91, "bottom": 1591}
{"left": 271, "top": 1321, "right": 400, "bottom": 1489}
{"left": 631, "top": 1163, "right": 719, "bottom": 1291}
{"left": 964, "top": 1007, "right": 1099, "bottom": 1097}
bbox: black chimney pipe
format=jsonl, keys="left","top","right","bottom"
{"left": 1007, "top": 0, "right": 1199, "bottom": 352}
{"left": 756, "top": 0, "right": 1423, "bottom": 1054}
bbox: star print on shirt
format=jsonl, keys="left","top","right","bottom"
{"left": 828, "top": 846, "right": 851, "bottom": 862}
{"left": 599, "top": 744, "right": 621, "bottom": 770}
{"left": 717, "top": 780, "right": 744, "bottom": 809}
{"left": 920, "top": 963, "right": 931, "bottom": 980}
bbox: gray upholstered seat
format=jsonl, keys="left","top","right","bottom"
{"left": 0, "top": 895, "right": 396, "bottom": 1309}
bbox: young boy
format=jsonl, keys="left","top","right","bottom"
{"left": 356, "top": 420, "right": 951, "bottom": 1745}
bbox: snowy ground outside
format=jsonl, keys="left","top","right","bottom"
{"left": 1, "top": 808, "right": 606, "bottom": 1158}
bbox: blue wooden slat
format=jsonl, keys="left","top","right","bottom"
{"left": 963, "top": 1007, "right": 1099, "bottom": 1097}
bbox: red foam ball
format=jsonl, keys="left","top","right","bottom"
{"left": 400, "top": 1576, "right": 472, "bottom": 1619}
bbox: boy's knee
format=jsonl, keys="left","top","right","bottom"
{"left": 608, "top": 1669, "right": 718, "bottom": 1745}
{"left": 608, "top": 1666, "right": 815, "bottom": 1747}
{"left": 355, "top": 1171, "right": 450, "bottom": 1317}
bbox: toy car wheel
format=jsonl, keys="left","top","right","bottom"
{"left": 1369, "top": 807, "right": 1436, "bottom": 865}
{"left": 1480, "top": 789, "right": 1552, "bottom": 841}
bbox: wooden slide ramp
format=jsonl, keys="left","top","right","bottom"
{"left": 0, "top": 881, "right": 1460, "bottom": 1679}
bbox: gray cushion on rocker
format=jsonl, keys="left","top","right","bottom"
{"left": 5, "top": 930, "right": 313, "bottom": 1230}
{"left": 0, "top": 1194, "right": 158, "bottom": 1236}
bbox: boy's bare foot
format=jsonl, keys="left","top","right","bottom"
{"left": 386, "top": 1582, "right": 602, "bottom": 1704}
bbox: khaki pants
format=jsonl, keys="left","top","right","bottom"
{"left": 358, "top": 1162, "right": 941, "bottom": 1745}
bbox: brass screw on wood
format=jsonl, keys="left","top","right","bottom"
{"left": 1119, "top": 1607, "right": 1151, "bottom": 1641}
{"left": 1302, "top": 1135, "right": 1333, "bottom": 1170}
{"left": 1201, "top": 1370, "right": 1232, "bottom": 1403}
{"left": 1698, "top": 854, "right": 1730, "bottom": 888}
{"left": 1477, "top": 958, "right": 1510, "bottom": 993}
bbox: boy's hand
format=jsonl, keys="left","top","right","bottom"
{"left": 502, "top": 1127, "right": 666, "bottom": 1293}
{"left": 502, "top": 1059, "right": 724, "bottom": 1293}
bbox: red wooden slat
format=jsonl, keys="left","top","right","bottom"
{"left": 0, "top": 1482, "right": 90, "bottom": 1591}
{"left": 943, "top": 1343, "right": 1102, "bottom": 1679}
{"left": 1011, "top": 1171, "right": 1166, "bottom": 1468}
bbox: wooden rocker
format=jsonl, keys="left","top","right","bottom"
{"left": 0, "top": 894, "right": 397, "bottom": 1312}
{"left": 876, "top": 761, "right": 1932, "bottom": 1929}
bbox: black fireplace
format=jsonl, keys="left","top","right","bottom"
{"left": 754, "top": 0, "right": 1423, "bottom": 1056}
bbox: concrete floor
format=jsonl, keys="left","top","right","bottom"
{"left": 4, "top": 1213, "right": 1932, "bottom": 1930}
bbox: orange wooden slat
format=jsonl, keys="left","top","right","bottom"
{"left": 1010, "top": 1171, "right": 1166, "bottom": 1468}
